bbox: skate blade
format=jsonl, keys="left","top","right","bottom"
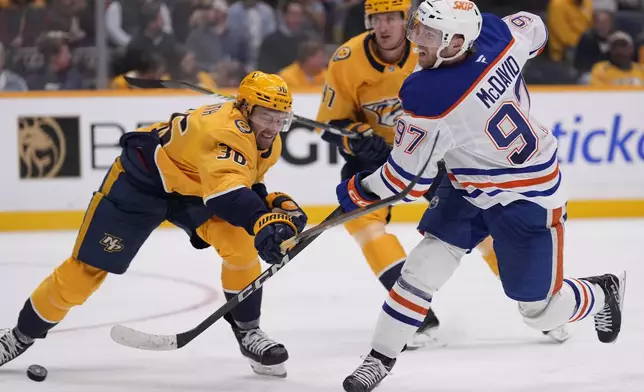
{"left": 405, "top": 328, "right": 446, "bottom": 350}
{"left": 249, "top": 359, "right": 287, "bottom": 378}
{"left": 543, "top": 325, "right": 570, "bottom": 343}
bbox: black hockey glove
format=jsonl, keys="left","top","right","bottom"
{"left": 265, "top": 192, "right": 308, "bottom": 232}
{"left": 341, "top": 123, "right": 391, "bottom": 164}
{"left": 253, "top": 212, "right": 298, "bottom": 264}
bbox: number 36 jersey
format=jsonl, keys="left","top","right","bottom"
{"left": 363, "top": 11, "right": 567, "bottom": 210}
{"left": 137, "top": 101, "right": 282, "bottom": 202}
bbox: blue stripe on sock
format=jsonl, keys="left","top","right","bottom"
{"left": 564, "top": 279, "right": 581, "bottom": 320}
{"left": 382, "top": 302, "right": 422, "bottom": 327}
{"left": 397, "top": 277, "right": 433, "bottom": 302}
{"left": 579, "top": 280, "right": 596, "bottom": 320}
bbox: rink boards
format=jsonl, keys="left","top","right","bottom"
{"left": 1, "top": 86, "right": 643, "bottom": 231}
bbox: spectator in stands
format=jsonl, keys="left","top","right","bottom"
{"left": 547, "top": 0, "right": 593, "bottom": 62}
{"left": 123, "top": 1, "right": 177, "bottom": 72}
{"left": 43, "top": 0, "right": 88, "bottom": 45}
{"left": 258, "top": 0, "right": 305, "bottom": 73}
{"left": 638, "top": 33, "right": 644, "bottom": 63}
{"left": 105, "top": 0, "right": 172, "bottom": 48}
{"left": 227, "top": 0, "right": 277, "bottom": 68}
{"left": 26, "top": 35, "right": 82, "bottom": 90}
{"left": 589, "top": 30, "right": 644, "bottom": 85}
{"left": 0, "top": 0, "right": 46, "bottom": 47}
{"left": 339, "top": 0, "right": 365, "bottom": 43}
{"left": 186, "top": 0, "right": 250, "bottom": 72}
{"left": 298, "top": 0, "right": 326, "bottom": 39}
{"left": 111, "top": 51, "right": 166, "bottom": 89}
{"left": 279, "top": 40, "right": 327, "bottom": 89}
{"left": 211, "top": 58, "right": 246, "bottom": 87}
{"left": 169, "top": 46, "right": 217, "bottom": 89}
{"left": 574, "top": 3, "right": 616, "bottom": 82}
{"left": 0, "top": 41, "right": 28, "bottom": 91}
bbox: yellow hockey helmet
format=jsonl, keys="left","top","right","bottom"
{"left": 364, "top": 0, "right": 412, "bottom": 29}
{"left": 237, "top": 71, "right": 293, "bottom": 115}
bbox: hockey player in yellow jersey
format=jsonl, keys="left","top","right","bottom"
{"left": 0, "top": 71, "right": 306, "bottom": 377}
{"left": 316, "top": 0, "right": 569, "bottom": 348}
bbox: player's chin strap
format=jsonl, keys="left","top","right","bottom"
{"left": 431, "top": 44, "right": 469, "bottom": 69}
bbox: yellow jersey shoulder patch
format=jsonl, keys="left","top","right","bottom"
{"left": 234, "top": 119, "right": 252, "bottom": 134}
{"left": 333, "top": 46, "right": 352, "bottom": 62}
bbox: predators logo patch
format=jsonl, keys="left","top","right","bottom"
{"left": 235, "top": 119, "right": 252, "bottom": 134}
{"left": 362, "top": 97, "right": 404, "bottom": 127}
{"left": 333, "top": 46, "right": 351, "bottom": 62}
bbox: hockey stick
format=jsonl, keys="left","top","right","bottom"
{"left": 280, "top": 130, "right": 441, "bottom": 252}
{"left": 110, "top": 207, "right": 342, "bottom": 351}
{"left": 123, "top": 76, "right": 366, "bottom": 139}
{"left": 109, "top": 131, "right": 440, "bottom": 351}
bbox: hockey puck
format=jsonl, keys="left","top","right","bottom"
{"left": 26, "top": 364, "right": 47, "bottom": 382}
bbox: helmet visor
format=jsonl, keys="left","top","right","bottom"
{"left": 406, "top": 13, "right": 444, "bottom": 48}
{"left": 250, "top": 106, "right": 293, "bottom": 133}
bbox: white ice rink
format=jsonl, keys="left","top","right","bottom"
{"left": 0, "top": 220, "right": 642, "bottom": 392}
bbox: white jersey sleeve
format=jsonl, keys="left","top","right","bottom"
{"left": 502, "top": 11, "right": 548, "bottom": 59}
{"left": 361, "top": 114, "right": 454, "bottom": 202}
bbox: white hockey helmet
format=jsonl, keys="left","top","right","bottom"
{"left": 407, "top": 0, "right": 482, "bottom": 68}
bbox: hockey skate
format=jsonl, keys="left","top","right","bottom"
{"left": 233, "top": 326, "right": 289, "bottom": 377}
{"left": 343, "top": 351, "right": 396, "bottom": 392}
{"left": 406, "top": 308, "right": 444, "bottom": 349}
{"left": 0, "top": 328, "right": 34, "bottom": 367}
{"left": 542, "top": 325, "right": 570, "bottom": 343}
{"left": 581, "top": 272, "right": 627, "bottom": 343}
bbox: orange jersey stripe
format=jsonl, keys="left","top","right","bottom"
{"left": 448, "top": 163, "right": 559, "bottom": 190}
{"left": 551, "top": 207, "right": 564, "bottom": 295}
{"left": 404, "top": 38, "right": 516, "bottom": 120}
{"left": 570, "top": 278, "right": 590, "bottom": 322}
{"left": 389, "top": 290, "right": 428, "bottom": 316}
{"left": 383, "top": 164, "right": 426, "bottom": 198}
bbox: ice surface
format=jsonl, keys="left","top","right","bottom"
{"left": 0, "top": 220, "right": 643, "bottom": 391}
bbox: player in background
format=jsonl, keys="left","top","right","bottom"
{"left": 0, "top": 72, "right": 306, "bottom": 378}
{"left": 315, "top": 0, "right": 566, "bottom": 348}
{"left": 335, "top": 1, "right": 626, "bottom": 391}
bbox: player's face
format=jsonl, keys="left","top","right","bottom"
{"left": 371, "top": 12, "right": 406, "bottom": 50}
{"left": 406, "top": 16, "right": 443, "bottom": 67}
{"left": 249, "top": 106, "right": 292, "bottom": 149}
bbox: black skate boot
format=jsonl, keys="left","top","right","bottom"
{"left": 343, "top": 350, "right": 396, "bottom": 392}
{"left": 581, "top": 272, "right": 626, "bottom": 343}
{"left": 406, "top": 308, "right": 443, "bottom": 349}
{"left": 0, "top": 328, "right": 34, "bottom": 367}
{"left": 233, "top": 326, "right": 289, "bottom": 377}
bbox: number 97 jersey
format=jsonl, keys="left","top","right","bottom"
{"left": 365, "top": 11, "right": 566, "bottom": 211}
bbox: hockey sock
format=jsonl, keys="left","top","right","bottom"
{"left": 221, "top": 257, "right": 263, "bottom": 329}
{"left": 520, "top": 278, "right": 605, "bottom": 331}
{"left": 372, "top": 278, "right": 432, "bottom": 358}
{"left": 361, "top": 233, "right": 407, "bottom": 290}
{"left": 224, "top": 288, "right": 262, "bottom": 329}
{"left": 564, "top": 278, "right": 606, "bottom": 322}
{"left": 481, "top": 250, "right": 500, "bottom": 276}
{"left": 18, "top": 257, "right": 107, "bottom": 339}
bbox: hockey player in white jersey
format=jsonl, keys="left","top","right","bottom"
{"left": 335, "top": 1, "right": 627, "bottom": 391}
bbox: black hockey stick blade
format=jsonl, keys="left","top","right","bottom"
{"left": 110, "top": 207, "right": 343, "bottom": 351}
{"left": 123, "top": 76, "right": 363, "bottom": 138}
{"left": 280, "top": 130, "right": 441, "bottom": 252}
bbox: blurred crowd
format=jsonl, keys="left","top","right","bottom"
{"left": 0, "top": 0, "right": 643, "bottom": 92}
